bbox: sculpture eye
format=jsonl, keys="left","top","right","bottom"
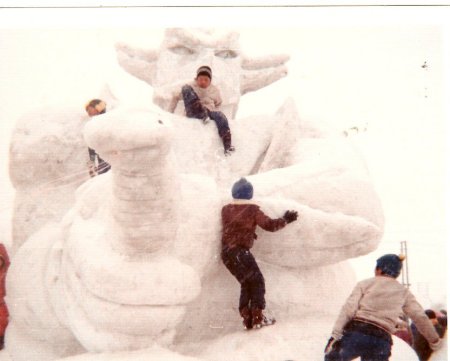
{"left": 169, "top": 45, "right": 195, "bottom": 56}
{"left": 215, "top": 49, "right": 238, "bottom": 59}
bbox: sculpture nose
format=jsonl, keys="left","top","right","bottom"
{"left": 198, "top": 48, "right": 215, "bottom": 68}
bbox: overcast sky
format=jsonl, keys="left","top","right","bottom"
{"left": 0, "top": 6, "right": 448, "bottom": 307}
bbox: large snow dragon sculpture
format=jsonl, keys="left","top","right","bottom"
{"left": 6, "top": 28, "right": 389, "bottom": 361}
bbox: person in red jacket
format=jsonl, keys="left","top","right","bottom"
{"left": 221, "top": 178, "right": 298, "bottom": 329}
{"left": 0, "top": 244, "right": 10, "bottom": 349}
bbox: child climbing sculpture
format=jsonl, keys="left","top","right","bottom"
{"left": 85, "top": 99, "right": 111, "bottom": 176}
{"left": 221, "top": 178, "right": 298, "bottom": 329}
{"left": 324, "top": 254, "right": 442, "bottom": 361}
{"left": 168, "top": 66, "right": 235, "bottom": 155}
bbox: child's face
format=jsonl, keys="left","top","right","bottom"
{"left": 86, "top": 106, "right": 101, "bottom": 117}
{"left": 196, "top": 75, "right": 211, "bottom": 89}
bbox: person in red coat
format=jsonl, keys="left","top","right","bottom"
{"left": 0, "top": 244, "right": 10, "bottom": 349}
{"left": 221, "top": 178, "right": 298, "bottom": 329}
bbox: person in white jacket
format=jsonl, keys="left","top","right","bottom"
{"left": 324, "top": 254, "right": 442, "bottom": 361}
{"left": 168, "top": 65, "right": 235, "bottom": 155}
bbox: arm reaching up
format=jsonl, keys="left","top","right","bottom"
{"left": 255, "top": 207, "right": 287, "bottom": 232}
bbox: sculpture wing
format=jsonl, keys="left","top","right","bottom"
{"left": 240, "top": 54, "right": 290, "bottom": 95}
{"left": 115, "top": 42, "right": 158, "bottom": 85}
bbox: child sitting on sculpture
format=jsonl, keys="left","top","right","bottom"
{"left": 85, "top": 99, "right": 111, "bottom": 177}
{"left": 168, "top": 65, "right": 235, "bottom": 155}
{"left": 221, "top": 178, "right": 298, "bottom": 329}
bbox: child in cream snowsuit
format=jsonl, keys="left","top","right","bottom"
{"left": 168, "top": 65, "right": 235, "bottom": 155}
{"left": 324, "top": 254, "right": 442, "bottom": 361}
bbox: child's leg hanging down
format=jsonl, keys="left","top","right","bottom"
{"left": 208, "top": 110, "right": 235, "bottom": 154}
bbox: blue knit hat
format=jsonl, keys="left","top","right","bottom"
{"left": 232, "top": 178, "right": 253, "bottom": 200}
{"left": 376, "top": 254, "right": 405, "bottom": 278}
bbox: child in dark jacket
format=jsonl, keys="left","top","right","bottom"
{"left": 221, "top": 178, "right": 298, "bottom": 329}
{"left": 169, "top": 65, "right": 235, "bottom": 155}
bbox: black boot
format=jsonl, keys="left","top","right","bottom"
{"left": 240, "top": 306, "right": 253, "bottom": 330}
{"left": 221, "top": 131, "right": 235, "bottom": 156}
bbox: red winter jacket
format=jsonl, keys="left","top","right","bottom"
{"left": 0, "top": 244, "right": 10, "bottom": 336}
{"left": 221, "top": 200, "right": 287, "bottom": 250}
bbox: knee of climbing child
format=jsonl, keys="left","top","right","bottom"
{"left": 249, "top": 271, "right": 265, "bottom": 286}
{"left": 182, "top": 84, "right": 193, "bottom": 93}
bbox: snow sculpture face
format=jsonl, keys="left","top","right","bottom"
{"left": 156, "top": 28, "right": 241, "bottom": 108}
{"left": 70, "top": 111, "right": 202, "bottom": 351}
{"left": 116, "top": 28, "right": 289, "bottom": 118}
{"left": 7, "top": 108, "right": 211, "bottom": 357}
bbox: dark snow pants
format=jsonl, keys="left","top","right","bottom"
{"left": 325, "top": 320, "right": 392, "bottom": 361}
{"left": 221, "top": 246, "right": 265, "bottom": 311}
{"left": 181, "top": 85, "right": 230, "bottom": 137}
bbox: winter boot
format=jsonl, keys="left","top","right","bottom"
{"left": 221, "top": 130, "right": 235, "bottom": 156}
{"left": 251, "top": 308, "right": 276, "bottom": 329}
{"left": 240, "top": 306, "right": 253, "bottom": 330}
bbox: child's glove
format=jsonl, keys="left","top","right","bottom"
{"left": 324, "top": 337, "right": 340, "bottom": 355}
{"left": 283, "top": 210, "right": 298, "bottom": 223}
{"left": 430, "top": 338, "right": 442, "bottom": 351}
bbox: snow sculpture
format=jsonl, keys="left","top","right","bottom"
{"left": 430, "top": 337, "right": 447, "bottom": 361}
{"left": 9, "top": 107, "right": 91, "bottom": 252}
{"left": 6, "top": 28, "right": 389, "bottom": 360}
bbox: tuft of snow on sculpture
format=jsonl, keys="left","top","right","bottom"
{"left": 429, "top": 337, "right": 447, "bottom": 361}
{"left": 4, "top": 28, "right": 415, "bottom": 360}
{"left": 9, "top": 107, "right": 91, "bottom": 252}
